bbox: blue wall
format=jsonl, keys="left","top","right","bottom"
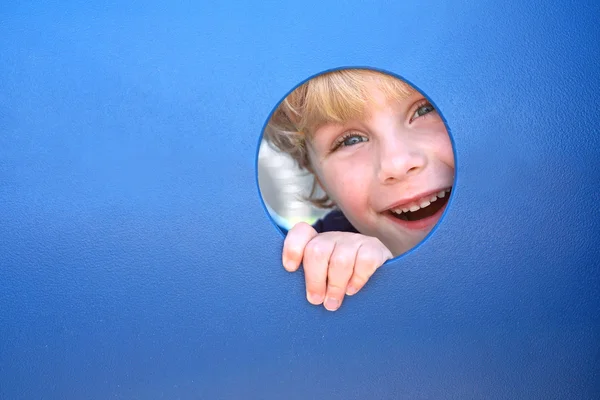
{"left": 1, "top": 1, "right": 599, "bottom": 398}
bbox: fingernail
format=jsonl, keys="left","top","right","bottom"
{"left": 346, "top": 286, "right": 357, "bottom": 296}
{"left": 307, "top": 292, "right": 323, "bottom": 304}
{"left": 324, "top": 297, "right": 340, "bottom": 311}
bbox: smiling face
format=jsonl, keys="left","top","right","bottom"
{"left": 305, "top": 80, "right": 454, "bottom": 256}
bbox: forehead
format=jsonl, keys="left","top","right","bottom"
{"left": 304, "top": 79, "right": 418, "bottom": 136}
{"left": 300, "top": 74, "right": 418, "bottom": 132}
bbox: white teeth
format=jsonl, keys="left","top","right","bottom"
{"left": 390, "top": 188, "right": 452, "bottom": 215}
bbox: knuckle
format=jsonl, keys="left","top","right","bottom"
{"left": 284, "top": 244, "right": 303, "bottom": 259}
{"left": 306, "top": 276, "right": 326, "bottom": 287}
{"left": 330, "top": 252, "right": 354, "bottom": 269}
{"left": 356, "top": 247, "right": 380, "bottom": 267}
{"left": 304, "top": 262, "right": 329, "bottom": 279}
{"left": 283, "top": 236, "right": 302, "bottom": 253}
{"left": 349, "top": 275, "right": 368, "bottom": 289}
{"left": 303, "top": 260, "right": 327, "bottom": 281}
{"left": 355, "top": 260, "right": 382, "bottom": 283}
{"left": 305, "top": 240, "right": 329, "bottom": 259}
{"left": 327, "top": 282, "right": 346, "bottom": 292}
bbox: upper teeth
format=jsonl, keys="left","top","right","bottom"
{"left": 391, "top": 189, "right": 450, "bottom": 215}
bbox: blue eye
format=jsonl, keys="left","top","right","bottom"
{"left": 342, "top": 135, "right": 367, "bottom": 146}
{"left": 411, "top": 102, "right": 436, "bottom": 121}
{"left": 331, "top": 133, "right": 368, "bottom": 152}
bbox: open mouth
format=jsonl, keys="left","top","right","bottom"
{"left": 388, "top": 188, "right": 451, "bottom": 222}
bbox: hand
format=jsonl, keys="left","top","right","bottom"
{"left": 282, "top": 222, "right": 393, "bottom": 311}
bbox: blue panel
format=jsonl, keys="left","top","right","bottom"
{"left": 1, "top": 1, "right": 599, "bottom": 399}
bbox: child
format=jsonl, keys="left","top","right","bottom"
{"left": 263, "top": 69, "right": 454, "bottom": 311}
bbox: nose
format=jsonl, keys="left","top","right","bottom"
{"left": 377, "top": 134, "right": 427, "bottom": 184}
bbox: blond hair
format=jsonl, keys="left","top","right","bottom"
{"left": 263, "top": 68, "right": 415, "bottom": 208}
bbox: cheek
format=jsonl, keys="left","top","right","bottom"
{"left": 319, "top": 160, "right": 372, "bottom": 208}
{"left": 434, "top": 129, "right": 455, "bottom": 169}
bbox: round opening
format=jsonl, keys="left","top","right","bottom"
{"left": 257, "top": 67, "right": 455, "bottom": 310}
{"left": 258, "top": 67, "right": 455, "bottom": 258}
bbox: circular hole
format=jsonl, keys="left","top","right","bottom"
{"left": 257, "top": 68, "right": 455, "bottom": 259}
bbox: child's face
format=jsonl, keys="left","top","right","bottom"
{"left": 306, "top": 83, "right": 454, "bottom": 256}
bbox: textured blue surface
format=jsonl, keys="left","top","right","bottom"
{"left": 1, "top": 1, "right": 599, "bottom": 399}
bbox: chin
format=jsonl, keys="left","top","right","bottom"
{"left": 387, "top": 233, "right": 429, "bottom": 258}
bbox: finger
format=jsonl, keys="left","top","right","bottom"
{"left": 324, "top": 241, "right": 357, "bottom": 311}
{"left": 302, "top": 235, "right": 335, "bottom": 305}
{"left": 282, "top": 222, "right": 318, "bottom": 272}
{"left": 345, "top": 240, "right": 392, "bottom": 296}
